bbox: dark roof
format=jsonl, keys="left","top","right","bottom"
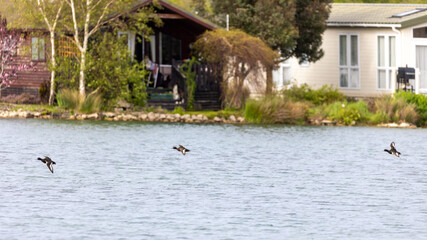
{"left": 0, "top": 0, "right": 217, "bottom": 31}
{"left": 121, "top": 0, "right": 218, "bottom": 30}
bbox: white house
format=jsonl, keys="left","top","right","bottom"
{"left": 274, "top": 3, "right": 427, "bottom": 97}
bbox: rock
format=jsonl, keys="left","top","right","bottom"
{"left": 103, "top": 112, "right": 115, "bottom": 118}
{"left": 33, "top": 112, "right": 42, "bottom": 118}
{"left": 61, "top": 112, "right": 70, "bottom": 119}
{"left": 378, "top": 122, "right": 417, "bottom": 129}
{"left": 122, "top": 114, "right": 135, "bottom": 121}
{"left": 181, "top": 114, "right": 190, "bottom": 121}
{"left": 213, "top": 116, "right": 222, "bottom": 122}
{"left": 86, "top": 113, "right": 99, "bottom": 120}
{"left": 139, "top": 113, "right": 148, "bottom": 121}
{"left": 399, "top": 122, "right": 416, "bottom": 128}
{"left": 229, "top": 115, "right": 236, "bottom": 122}
{"left": 321, "top": 120, "right": 337, "bottom": 126}
{"left": 147, "top": 112, "right": 156, "bottom": 121}
{"left": 18, "top": 111, "right": 32, "bottom": 118}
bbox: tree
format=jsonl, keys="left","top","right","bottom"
{"left": 0, "top": 17, "right": 32, "bottom": 99}
{"left": 192, "top": 29, "right": 280, "bottom": 108}
{"left": 210, "top": 0, "right": 331, "bottom": 93}
{"left": 62, "top": 0, "right": 145, "bottom": 97}
{"left": 35, "top": 0, "right": 64, "bottom": 106}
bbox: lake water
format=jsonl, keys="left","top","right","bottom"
{"left": 0, "top": 119, "right": 426, "bottom": 239}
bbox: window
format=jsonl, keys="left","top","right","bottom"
{"left": 416, "top": 46, "right": 427, "bottom": 90}
{"left": 299, "top": 55, "right": 309, "bottom": 67}
{"left": 339, "top": 34, "right": 359, "bottom": 88}
{"left": 282, "top": 58, "right": 292, "bottom": 85}
{"left": 118, "top": 31, "right": 135, "bottom": 57}
{"left": 413, "top": 27, "right": 427, "bottom": 38}
{"left": 159, "top": 32, "right": 181, "bottom": 65}
{"left": 31, "top": 37, "right": 45, "bottom": 61}
{"left": 377, "top": 35, "right": 396, "bottom": 90}
{"left": 392, "top": 8, "right": 427, "bottom": 18}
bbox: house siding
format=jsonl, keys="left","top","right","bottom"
{"left": 286, "top": 27, "right": 401, "bottom": 97}
{"left": 1, "top": 34, "right": 50, "bottom": 99}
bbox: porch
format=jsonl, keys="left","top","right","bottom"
{"left": 146, "top": 60, "right": 222, "bottom": 111}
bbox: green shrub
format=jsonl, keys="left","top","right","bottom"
{"left": 283, "top": 84, "right": 344, "bottom": 105}
{"left": 371, "top": 95, "right": 419, "bottom": 125}
{"left": 325, "top": 101, "right": 370, "bottom": 125}
{"left": 179, "top": 57, "right": 198, "bottom": 110}
{"left": 55, "top": 32, "right": 148, "bottom": 109}
{"left": 244, "top": 96, "right": 310, "bottom": 124}
{"left": 57, "top": 89, "right": 102, "bottom": 113}
{"left": 394, "top": 90, "right": 427, "bottom": 125}
{"left": 172, "top": 106, "right": 185, "bottom": 115}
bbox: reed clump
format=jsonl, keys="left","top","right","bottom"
{"left": 244, "top": 96, "right": 310, "bottom": 124}
{"left": 57, "top": 89, "right": 102, "bottom": 114}
{"left": 370, "top": 94, "right": 419, "bottom": 125}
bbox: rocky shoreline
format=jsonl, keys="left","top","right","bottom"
{"left": 0, "top": 109, "right": 419, "bottom": 128}
{"left": 0, "top": 109, "right": 246, "bottom": 124}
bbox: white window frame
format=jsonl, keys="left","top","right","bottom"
{"left": 412, "top": 24, "right": 427, "bottom": 94}
{"left": 376, "top": 34, "right": 397, "bottom": 90}
{"left": 282, "top": 58, "right": 292, "bottom": 85}
{"left": 338, "top": 33, "right": 360, "bottom": 89}
{"left": 31, "top": 37, "right": 45, "bottom": 61}
{"left": 118, "top": 31, "right": 135, "bottom": 58}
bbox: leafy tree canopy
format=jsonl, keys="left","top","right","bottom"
{"left": 193, "top": 29, "right": 280, "bottom": 108}
{"left": 201, "top": 0, "right": 331, "bottom": 64}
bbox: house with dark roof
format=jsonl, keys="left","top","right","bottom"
{"left": 273, "top": 3, "right": 427, "bottom": 97}
{"left": 0, "top": 0, "right": 222, "bottom": 109}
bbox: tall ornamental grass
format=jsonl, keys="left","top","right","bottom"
{"left": 57, "top": 89, "right": 102, "bottom": 114}
{"left": 370, "top": 95, "right": 419, "bottom": 125}
{"left": 244, "top": 96, "right": 310, "bottom": 124}
{"left": 394, "top": 90, "right": 427, "bottom": 125}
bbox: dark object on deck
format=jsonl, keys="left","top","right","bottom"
{"left": 37, "top": 156, "right": 56, "bottom": 173}
{"left": 397, "top": 66, "right": 415, "bottom": 92}
{"left": 384, "top": 142, "right": 401, "bottom": 157}
{"left": 173, "top": 145, "right": 190, "bottom": 155}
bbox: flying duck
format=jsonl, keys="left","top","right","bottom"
{"left": 37, "top": 156, "right": 56, "bottom": 173}
{"left": 384, "top": 142, "right": 401, "bottom": 157}
{"left": 173, "top": 145, "right": 190, "bottom": 155}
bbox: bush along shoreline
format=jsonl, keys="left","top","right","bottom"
{"left": 244, "top": 85, "right": 425, "bottom": 128}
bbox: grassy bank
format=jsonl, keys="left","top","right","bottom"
{"left": 244, "top": 84, "right": 427, "bottom": 127}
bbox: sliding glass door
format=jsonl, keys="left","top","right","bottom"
{"left": 416, "top": 46, "right": 427, "bottom": 92}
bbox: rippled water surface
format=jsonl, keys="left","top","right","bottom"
{"left": 1, "top": 119, "right": 426, "bottom": 239}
